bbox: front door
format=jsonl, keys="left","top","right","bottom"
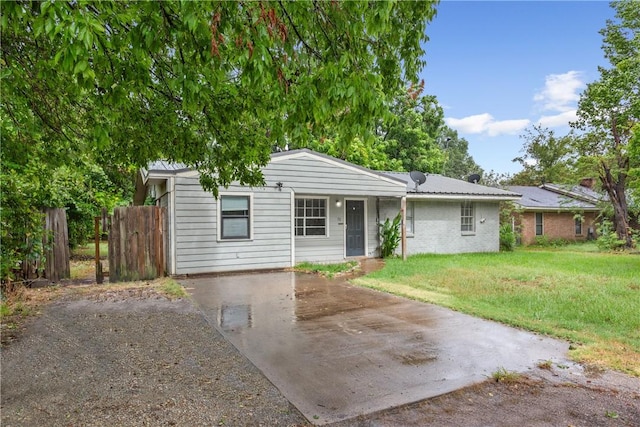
{"left": 346, "top": 200, "right": 365, "bottom": 257}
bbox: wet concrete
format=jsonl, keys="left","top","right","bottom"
{"left": 183, "top": 267, "right": 569, "bottom": 425}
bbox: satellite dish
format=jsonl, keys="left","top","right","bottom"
{"left": 468, "top": 173, "right": 481, "bottom": 184}
{"left": 409, "top": 171, "right": 427, "bottom": 191}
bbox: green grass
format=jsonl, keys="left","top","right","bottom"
{"left": 71, "top": 242, "right": 109, "bottom": 258}
{"left": 295, "top": 261, "right": 358, "bottom": 278}
{"left": 160, "top": 279, "right": 188, "bottom": 299}
{"left": 354, "top": 248, "right": 640, "bottom": 375}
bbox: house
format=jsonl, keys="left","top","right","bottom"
{"left": 506, "top": 181, "right": 602, "bottom": 245}
{"left": 142, "top": 149, "right": 520, "bottom": 276}
{"left": 381, "top": 172, "right": 521, "bottom": 255}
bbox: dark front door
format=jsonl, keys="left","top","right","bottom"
{"left": 346, "top": 200, "right": 365, "bottom": 256}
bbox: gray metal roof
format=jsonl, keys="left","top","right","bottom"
{"left": 147, "top": 160, "right": 189, "bottom": 173}
{"left": 506, "top": 185, "right": 600, "bottom": 210}
{"left": 384, "top": 172, "right": 521, "bottom": 199}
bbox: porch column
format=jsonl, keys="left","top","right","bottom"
{"left": 401, "top": 196, "right": 407, "bottom": 261}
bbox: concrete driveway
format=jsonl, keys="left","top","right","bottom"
{"left": 183, "top": 269, "right": 568, "bottom": 425}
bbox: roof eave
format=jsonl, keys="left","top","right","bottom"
{"left": 407, "top": 194, "right": 521, "bottom": 202}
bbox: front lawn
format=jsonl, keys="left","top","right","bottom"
{"left": 354, "top": 248, "right": 640, "bottom": 376}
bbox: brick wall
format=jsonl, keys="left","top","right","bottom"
{"left": 515, "top": 211, "right": 598, "bottom": 245}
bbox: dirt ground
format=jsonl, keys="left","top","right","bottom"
{"left": 1, "top": 283, "right": 639, "bottom": 427}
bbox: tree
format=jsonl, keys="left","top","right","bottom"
{"left": 2, "top": 0, "right": 438, "bottom": 192}
{"left": 380, "top": 83, "right": 446, "bottom": 172}
{"left": 572, "top": 0, "right": 640, "bottom": 248}
{"left": 437, "top": 127, "right": 483, "bottom": 180}
{"left": 1, "top": 1, "right": 439, "bottom": 280}
{"left": 510, "top": 125, "right": 578, "bottom": 185}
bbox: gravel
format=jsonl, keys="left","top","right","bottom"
{"left": 2, "top": 287, "right": 639, "bottom": 427}
{"left": 1, "top": 289, "right": 309, "bottom": 427}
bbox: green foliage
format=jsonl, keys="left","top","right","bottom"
{"left": 379, "top": 213, "right": 402, "bottom": 258}
{"left": 499, "top": 224, "right": 516, "bottom": 252}
{"left": 596, "top": 219, "right": 627, "bottom": 251}
{"left": 1, "top": 0, "right": 439, "bottom": 280}
{"left": 572, "top": 0, "right": 640, "bottom": 247}
{"left": 533, "top": 236, "right": 570, "bottom": 248}
{"left": 160, "top": 279, "right": 188, "bottom": 299}
{"left": 438, "top": 127, "right": 484, "bottom": 179}
{"left": 381, "top": 86, "right": 446, "bottom": 173}
{"left": 2, "top": 0, "right": 438, "bottom": 193}
{"left": 295, "top": 261, "right": 358, "bottom": 278}
{"left": 511, "top": 125, "right": 579, "bottom": 185}
{"left": 491, "top": 367, "right": 521, "bottom": 383}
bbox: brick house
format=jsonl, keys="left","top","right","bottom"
{"left": 506, "top": 180, "right": 602, "bottom": 245}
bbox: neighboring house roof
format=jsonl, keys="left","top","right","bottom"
{"left": 506, "top": 185, "right": 601, "bottom": 211}
{"left": 384, "top": 172, "right": 521, "bottom": 201}
{"left": 540, "top": 183, "right": 603, "bottom": 204}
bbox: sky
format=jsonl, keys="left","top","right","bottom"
{"left": 419, "top": 0, "right": 616, "bottom": 175}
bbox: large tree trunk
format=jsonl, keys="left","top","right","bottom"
{"left": 600, "top": 162, "right": 632, "bottom": 248}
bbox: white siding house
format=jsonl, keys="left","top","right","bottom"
{"left": 143, "top": 149, "right": 520, "bottom": 276}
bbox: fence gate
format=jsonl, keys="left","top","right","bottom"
{"left": 108, "top": 206, "right": 165, "bottom": 283}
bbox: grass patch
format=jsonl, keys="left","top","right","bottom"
{"left": 294, "top": 261, "right": 358, "bottom": 278}
{"left": 491, "top": 367, "right": 522, "bottom": 383}
{"left": 354, "top": 248, "right": 640, "bottom": 376}
{"left": 160, "top": 279, "right": 188, "bottom": 299}
{"left": 71, "top": 242, "right": 109, "bottom": 259}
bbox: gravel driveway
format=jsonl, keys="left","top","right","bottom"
{"left": 2, "top": 285, "right": 639, "bottom": 427}
{"left": 1, "top": 288, "right": 308, "bottom": 427}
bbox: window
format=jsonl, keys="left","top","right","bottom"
{"left": 406, "top": 202, "right": 415, "bottom": 235}
{"left": 535, "top": 212, "right": 543, "bottom": 236}
{"left": 220, "top": 195, "right": 251, "bottom": 239}
{"left": 295, "top": 198, "right": 327, "bottom": 236}
{"left": 461, "top": 201, "right": 475, "bottom": 233}
{"left": 575, "top": 217, "right": 583, "bottom": 235}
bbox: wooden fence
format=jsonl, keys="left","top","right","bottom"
{"left": 43, "top": 208, "right": 70, "bottom": 282}
{"left": 108, "top": 206, "right": 165, "bottom": 283}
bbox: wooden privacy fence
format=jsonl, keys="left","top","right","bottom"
{"left": 43, "top": 208, "right": 70, "bottom": 282}
{"left": 108, "top": 206, "right": 165, "bottom": 283}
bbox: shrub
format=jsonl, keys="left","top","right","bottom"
{"left": 596, "top": 219, "right": 626, "bottom": 251}
{"left": 379, "top": 213, "right": 402, "bottom": 258}
{"left": 499, "top": 224, "right": 516, "bottom": 251}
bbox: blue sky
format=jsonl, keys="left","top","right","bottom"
{"left": 420, "top": 0, "right": 615, "bottom": 175}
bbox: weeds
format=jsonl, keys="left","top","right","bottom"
{"left": 295, "top": 261, "right": 358, "bottom": 278}
{"left": 491, "top": 367, "right": 521, "bottom": 383}
{"left": 160, "top": 279, "right": 188, "bottom": 299}
{"left": 537, "top": 360, "right": 553, "bottom": 370}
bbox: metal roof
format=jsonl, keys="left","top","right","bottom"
{"left": 383, "top": 172, "right": 521, "bottom": 199}
{"left": 506, "top": 185, "right": 600, "bottom": 210}
{"left": 147, "top": 160, "right": 189, "bottom": 173}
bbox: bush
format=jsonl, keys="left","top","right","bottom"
{"left": 379, "top": 213, "right": 402, "bottom": 258}
{"left": 533, "top": 236, "right": 569, "bottom": 247}
{"left": 499, "top": 224, "right": 516, "bottom": 251}
{"left": 596, "top": 219, "right": 626, "bottom": 251}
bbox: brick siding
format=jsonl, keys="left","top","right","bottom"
{"left": 515, "top": 211, "right": 598, "bottom": 245}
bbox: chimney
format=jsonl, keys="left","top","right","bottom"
{"left": 579, "top": 177, "right": 595, "bottom": 189}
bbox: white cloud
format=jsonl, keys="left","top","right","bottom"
{"left": 537, "top": 110, "right": 578, "bottom": 128}
{"left": 446, "top": 113, "right": 530, "bottom": 137}
{"left": 533, "top": 71, "right": 585, "bottom": 113}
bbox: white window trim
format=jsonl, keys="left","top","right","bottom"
{"left": 535, "top": 212, "right": 544, "bottom": 236}
{"left": 406, "top": 201, "right": 415, "bottom": 237}
{"left": 461, "top": 200, "right": 476, "bottom": 235}
{"left": 217, "top": 192, "right": 254, "bottom": 242}
{"left": 294, "top": 196, "right": 330, "bottom": 238}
